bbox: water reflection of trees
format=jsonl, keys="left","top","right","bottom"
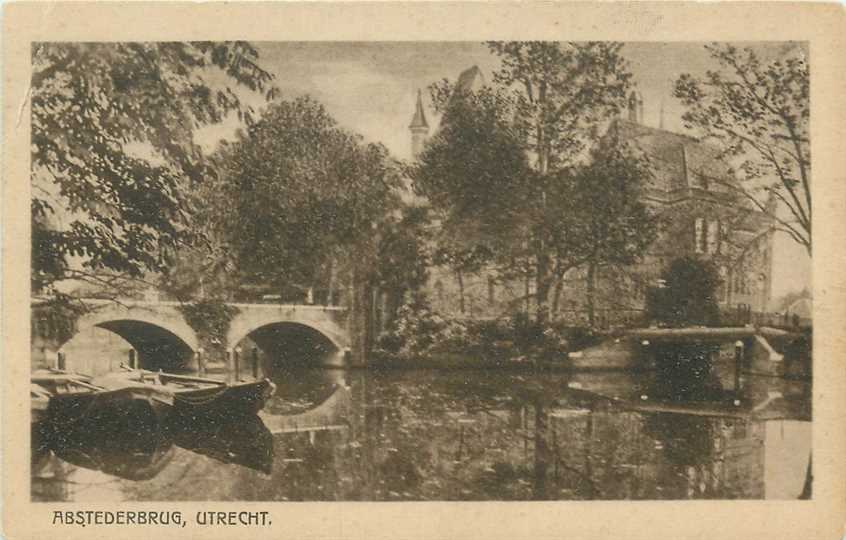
{"left": 235, "top": 371, "right": 776, "bottom": 501}
{"left": 33, "top": 369, "right": 806, "bottom": 502}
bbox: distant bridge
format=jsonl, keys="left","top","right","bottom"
{"left": 32, "top": 298, "right": 352, "bottom": 373}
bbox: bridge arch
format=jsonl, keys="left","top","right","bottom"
{"left": 227, "top": 308, "right": 349, "bottom": 369}
{"left": 62, "top": 304, "right": 199, "bottom": 373}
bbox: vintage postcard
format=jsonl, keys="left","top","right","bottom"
{"left": 3, "top": 2, "right": 845, "bottom": 539}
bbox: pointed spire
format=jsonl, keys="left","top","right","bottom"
{"left": 409, "top": 89, "right": 429, "bottom": 130}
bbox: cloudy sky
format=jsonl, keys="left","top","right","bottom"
{"left": 196, "top": 41, "right": 810, "bottom": 300}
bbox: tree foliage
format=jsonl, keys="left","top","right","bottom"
{"left": 219, "top": 97, "right": 403, "bottom": 297}
{"left": 177, "top": 299, "right": 240, "bottom": 349}
{"left": 487, "top": 41, "right": 632, "bottom": 174}
{"left": 411, "top": 82, "right": 531, "bottom": 313}
{"left": 413, "top": 42, "right": 653, "bottom": 322}
{"left": 646, "top": 256, "right": 722, "bottom": 327}
{"left": 31, "top": 42, "right": 275, "bottom": 292}
{"left": 376, "top": 205, "right": 434, "bottom": 320}
{"left": 490, "top": 41, "right": 634, "bottom": 320}
{"left": 549, "top": 137, "right": 658, "bottom": 321}
{"left": 674, "top": 43, "right": 810, "bottom": 254}
{"left": 414, "top": 83, "right": 532, "bottom": 248}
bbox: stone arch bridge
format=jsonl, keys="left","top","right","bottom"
{"left": 32, "top": 298, "right": 351, "bottom": 373}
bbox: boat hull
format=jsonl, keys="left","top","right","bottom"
{"left": 170, "top": 379, "right": 277, "bottom": 420}
{"left": 45, "top": 385, "right": 173, "bottom": 477}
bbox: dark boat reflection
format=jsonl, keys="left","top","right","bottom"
{"left": 44, "top": 409, "right": 274, "bottom": 479}
{"left": 49, "top": 410, "right": 176, "bottom": 481}
{"left": 171, "top": 414, "right": 274, "bottom": 474}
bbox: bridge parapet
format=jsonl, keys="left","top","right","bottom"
{"left": 32, "top": 297, "right": 353, "bottom": 372}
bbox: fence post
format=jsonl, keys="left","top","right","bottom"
{"left": 734, "top": 340, "right": 745, "bottom": 394}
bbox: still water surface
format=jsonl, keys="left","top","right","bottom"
{"left": 32, "top": 361, "right": 811, "bottom": 501}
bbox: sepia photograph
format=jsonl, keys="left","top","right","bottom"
{"left": 28, "top": 40, "right": 814, "bottom": 502}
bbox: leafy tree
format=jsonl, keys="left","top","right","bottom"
{"left": 220, "top": 96, "right": 402, "bottom": 300}
{"left": 431, "top": 242, "right": 495, "bottom": 315}
{"left": 414, "top": 82, "right": 532, "bottom": 247}
{"left": 376, "top": 205, "right": 434, "bottom": 324}
{"left": 410, "top": 82, "right": 532, "bottom": 313}
{"left": 31, "top": 42, "right": 275, "bottom": 293}
{"left": 548, "top": 137, "right": 658, "bottom": 325}
{"left": 158, "top": 139, "right": 244, "bottom": 301}
{"left": 486, "top": 41, "right": 633, "bottom": 321}
{"left": 487, "top": 42, "right": 632, "bottom": 174}
{"left": 674, "top": 43, "right": 810, "bottom": 254}
{"left": 646, "top": 256, "right": 722, "bottom": 327}
{"left": 415, "top": 42, "right": 639, "bottom": 323}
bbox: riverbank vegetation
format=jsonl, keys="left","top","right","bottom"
{"left": 372, "top": 293, "right": 602, "bottom": 366}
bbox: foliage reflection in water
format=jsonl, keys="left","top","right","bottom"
{"left": 32, "top": 362, "right": 811, "bottom": 502}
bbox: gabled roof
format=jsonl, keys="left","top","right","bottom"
{"left": 409, "top": 89, "right": 429, "bottom": 130}
{"left": 608, "top": 118, "right": 774, "bottom": 234}
{"left": 610, "top": 118, "right": 735, "bottom": 199}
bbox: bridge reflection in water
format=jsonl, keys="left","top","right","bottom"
{"left": 32, "top": 353, "right": 812, "bottom": 502}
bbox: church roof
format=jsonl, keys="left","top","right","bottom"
{"left": 409, "top": 89, "right": 429, "bottom": 129}
{"left": 610, "top": 118, "right": 735, "bottom": 199}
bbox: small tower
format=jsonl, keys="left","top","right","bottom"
{"left": 627, "top": 91, "right": 644, "bottom": 124}
{"left": 409, "top": 89, "right": 429, "bottom": 159}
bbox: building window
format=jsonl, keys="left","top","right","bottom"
{"left": 736, "top": 271, "right": 749, "bottom": 295}
{"left": 694, "top": 218, "right": 705, "bottom": 254}
{"left": 488, "top": 276, "right": 496, "bottom": 306}
{"left": 707, "top": 219, "right": 720, "bottom": 254}
{"left": 718, "top": 266, "right": 728, "bottom": 302}
{"left": 719, "top": 221, "right": 729, "bottom": 254}
{"left": 727, "top": 268, "right": 734, "bottom": 298}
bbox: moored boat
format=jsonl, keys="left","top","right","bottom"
{"left": 33, "top": 368, "right": 174, "bottom": 461}
{"left": 115, "top": 365, "right": 277, "bottom": 420}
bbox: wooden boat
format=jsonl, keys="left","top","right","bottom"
{"left": 32, "top": 368, "right": 173, "bottom": 467}
{"left": 115, "top": 365, "right": 277, "bottom": 420}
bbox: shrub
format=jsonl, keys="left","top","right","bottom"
{"left": 374, "top": 293, "right": 470, "bottom": 359}
{"left": 646, "top": 256, "right": 721, "bottom": 327}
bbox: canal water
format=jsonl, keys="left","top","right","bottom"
{"left": 32, "top": 358, "right": 811, "bottom": 501}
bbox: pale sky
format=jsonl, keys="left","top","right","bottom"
{"left": 194, "top": 42, "right": 810, "bottom": 301}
